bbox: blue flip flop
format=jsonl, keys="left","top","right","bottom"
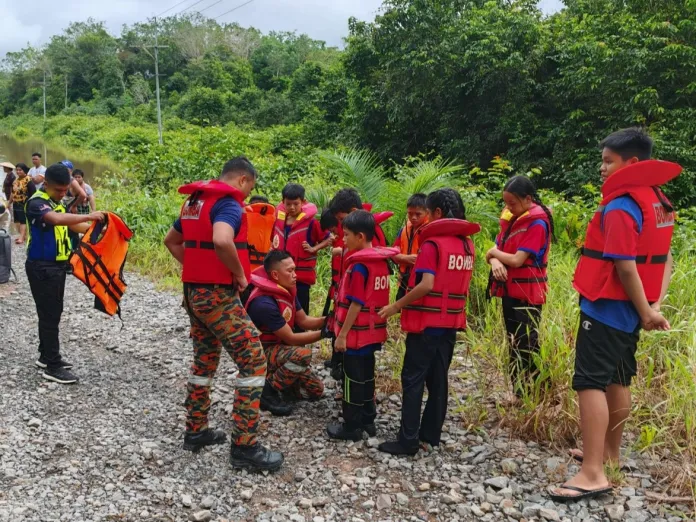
{"left": 549, "top": 484, "right": 613, "bottom": 503}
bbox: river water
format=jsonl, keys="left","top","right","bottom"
{"left": 0, "top": 134, "right": 115, "bottom": 190}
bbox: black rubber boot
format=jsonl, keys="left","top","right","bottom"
{"left": 260, "top": 382, "right": 294, "bottom": 417}
{"left": 327, "top": 422, "right": 363, "bottom": 442}
{"left": 363, "top": 424, "right": 377, "bottom": 437}
{"left": 229, "top": 443, "right": 284, "bottom": 472}
{"left": 377, "top": 440, "right": 419, "bottom": 456}
{"left": 182, "top": 429, "right": 227, "bottom": 452}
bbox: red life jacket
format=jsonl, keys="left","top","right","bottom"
{"left": 178, "top": 180, "right": 250, "bottom": 285}
{"left": 271, "top": 205, "right": 319, "bottom": 285}
{"left": 400, "top": 219, "right": 480, "bottom": 333}
{"left": 334, "top": 246, "right": 399, "bottom": 349}
{"left": 573, "top": 160, "right": 681, "bottom": 303}
{"left": 490, "top": 204, "right": 551, "bottom": 305}
{"left": 246, "top": 267, "right": 296, "bottom": 347}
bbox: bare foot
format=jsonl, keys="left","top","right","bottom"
{"left": 14, "top": 238, "right": 24, "bottom": 245}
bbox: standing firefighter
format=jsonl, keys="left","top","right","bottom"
{"left": 164, "top": 157, "right": 283, "bottom": 472}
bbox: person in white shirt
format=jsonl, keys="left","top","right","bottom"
{"left": 28, "top": 152, "right": 47, "bottom": 189}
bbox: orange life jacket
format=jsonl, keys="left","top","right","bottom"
{"left": 397, "top": 218, "right": 429, "bottom": 282}
{"left": 246, "top": 202, "right": 276, "bottom": 271}
{"left": 70, "top": 212, "right": 133, "bottom": 317}
{"left": 573, "top": 160, "right": 680, "bottom": 302}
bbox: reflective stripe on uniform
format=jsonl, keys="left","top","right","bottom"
{"left": 283, "top": 361, "right": 307, "bottom": 373}
{"left": 188, "top": 374, "right": 214, "bottom": 387}
{"left": 236, "top": 375, "right": 266, "bottom": 388}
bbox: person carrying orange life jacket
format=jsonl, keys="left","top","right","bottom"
{"left": 246, "top": 197, "right": 276, "bottom": 272}
{"left": 379, "top": 189, "right": 479, "bottom": 457}
{"left": 486, "top": 175, "right": 554, "bottom": 399}
{"left": 70, "top": 212, "right": 133, "bottom": 318}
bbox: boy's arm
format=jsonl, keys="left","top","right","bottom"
{"left": 615, "top": 260, "right": 669, "bottom": 331}
{"left": 652, "top": 251, "right": 673, "bottom": 312}
{"left": 89, "top": 195, "right": 96, "bottom": 212}
{"left": 379, "top": 273, "right": 434, "bottom": 318}
{"left": 43, "top": 210, "right": 103, "bottom": 226}
{"left": 487, "top": 248, "right": 531, "bottom": 268}
{"left": 68, "top": 223, "right": 90, "bottom": 234}
{"left": 392, "top": 253, "right": 417, "bottom": 265}
{"left": 164, "top": 227, "right": 185, "bottom": 265}
{"left": 335, "top": 301, "right": 362, "bottom": 352}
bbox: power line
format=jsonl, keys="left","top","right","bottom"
{"left": 157, "top": 0, "right": 191, "bottom": 17}
{"left": 214, "top": 0, "right": 256, "bottom": 21}
{"left": 198, "top": 0, "right": 225, "bottom": 15}
{"left": 175, "top": 0, "right": 208, "bottom": 16}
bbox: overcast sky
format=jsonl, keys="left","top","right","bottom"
{"left": 1, "top": 0, "right": 563, "bottom": 59}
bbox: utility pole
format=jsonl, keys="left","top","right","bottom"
{"left": 147, "top": 17, "right": 168, "bottom": 145}
{"left": 42, "top": 70, "right": 47, "bottom": 122}
{"left": 65, "top": 76, "right": 68, "bottom": 110}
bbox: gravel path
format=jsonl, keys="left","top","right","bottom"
{"left": 0, "top": 243, "right": 689, "bottom": 522}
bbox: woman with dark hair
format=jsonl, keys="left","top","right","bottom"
{"left": 486, "top": 175, "right": 554, "bottom": 399}
{"left": 9, "top": 162, "right": 35, "bottom": 244}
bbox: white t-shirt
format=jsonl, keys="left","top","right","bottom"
{"left": 28, "top": 165, "right": 47, "bottom": 188}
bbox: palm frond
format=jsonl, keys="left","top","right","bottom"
{"left": 306, "top": 185, "right": 333, "bottom": 211}
{"left": 319, "top": 149, "right": 387, "bottom": 208}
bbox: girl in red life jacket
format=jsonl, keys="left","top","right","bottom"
{"left": 378, "top": 188, "right": 479, "bottom": 456}
{"left": 485, "top": 175, "right": 554, "bottom": 400}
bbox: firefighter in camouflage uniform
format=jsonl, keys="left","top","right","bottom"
{"left": 164, "top": 157, "right": 283, "bottom": 472}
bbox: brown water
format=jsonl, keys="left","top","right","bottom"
{"left": 0, "top": 134, "right": 116, "bottom": 189}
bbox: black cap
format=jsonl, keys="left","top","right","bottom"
{"left": 45, "top": 163, "right": 72, "bottom": 185}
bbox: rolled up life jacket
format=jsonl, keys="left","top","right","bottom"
{"left": 271, "top": 204, "right": 319, "bottom": 285}
{"left": 573, "top": 160, "right": 680, "bottom": 303}
{"left": 334, "top": 246, "right": 399, "bottom": 349}
{"left": 401, "top": 219, "right": 480, "bottom": 333}
{"left": 178, "top": 180, "right": 250, "bottom": 285}
{"left": 246, "top": 267, "right": 297, "bottom": 347}
{"left": 70, "top": 212, "right": 133, "bottom": 317}
{"left": 490, "top": 204, "right": 551, "bottom": 305}
{"left": 246, "top": 202, "right": 276, "bottom": 271}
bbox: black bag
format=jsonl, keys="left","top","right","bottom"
{"left": 0, "top": 227, "right": 15, "bottom": 284}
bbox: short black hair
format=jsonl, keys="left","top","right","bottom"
{"left": 264, "top": 250, "right": 292, "bottom": 274}
{"left": 342, "top": 209, "right": 375, "bottom": 241}
{"left": 320, "top": 208, "right": 338, "bottom": 231}
{"left": 249, "top": 195, "right": 269, "bottom": 204}
{"left": 32, "top": 152, "right": 41, "bottom": 158}
{"left": 407, "top": 193, "right": 427, "bottom": 209}
{"left": 282, "top": 183, "right": 305, "bottom": 201}
{"left": 329, "top": 188, "right": 362, "bottom": 215}
{"left": 220, "top": 156, "right": 257, "bottom": 179}
{"left": 45, "top": 163, "right": 71, "bottom": 186}
{"left": 600, "top": 128, "right": 653, "bottom": 161}
{"left": 72, "top": 169, "right": 84, "bottom": 178}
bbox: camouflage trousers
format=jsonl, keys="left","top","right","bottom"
{"left": 183, "top": 284, "right": 266, "bottom": 446}
{"left": 265, "top": 343, "right": 324, "bottom": 400}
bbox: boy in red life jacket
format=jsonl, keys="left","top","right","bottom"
{"left": 246, "top": 251, "right": 330, "bottom": 416}
{"left": 485, "top": 176, "right": 554, "bottom": 400}
{"left": 271, "top": 183, "right": 333, "bottom": 315}
{"left": 327, "top": 210, "right": 399, "bottom": 441}
{"left": 378, "top": 189, "right": 480, "bottom": 456}
{"left": 549, "top": 128, "right": 677, "bottom": 502}
{"left": 392, "top": 193, "right": 429, "bottom": 300}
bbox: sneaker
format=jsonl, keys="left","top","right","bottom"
{"left": 42, "top": 367, "right": 78, "bottom": 384}
{"left": 35, "top": 357, "right": 73, "bottom": 370}
{"left": 182, "top": 429, "right": 227, "bottom": 452}
{"left": 378, "top": 440, "right": 419, "bottom": 456}
{"left": 323, "top": 360, "right": 334, "bottom": 369}
{"left": 363, "top": 423, "right": 377, "bottom": 437}
{"left": 326, "top": 422, "right": 363, "bottom": 442}
{"left": 229, "top": 443, "right": 284, "bottom": 472}
{"left": 260, "top": 382, "right": 294, "bottom": 417}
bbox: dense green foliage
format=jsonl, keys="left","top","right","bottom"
{"left": 2, "top": 1, "right": 695, "bottom": 202}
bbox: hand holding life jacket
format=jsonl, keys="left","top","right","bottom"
{"left": 401, "top": 219, "right": 480, "bottom": 333}
{"left": 271, "top": 203, "right": 319, "bottom": 285}
{"left": 489, "top": 204, "right": 551, "bottom": 305}
{"left": 573, "top": 160, "right": 681, "bottom": 303}
{"left": 246, "top": 266, "right": 297, "bottom": 347}
{"left": 178, "top": 179, "right": 251, "bottom": 284}
{"left": 333, "top": 246, "right": 399, "bottom": 349}
{"left": 70, "top": 212, "right": 133, "bottom": 317}
{"left": 246, "top": 202, "right": 276, "bottom": 271}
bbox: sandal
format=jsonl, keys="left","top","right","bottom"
{"left": 548, "top": 484, "right": 613, "bottom": 503}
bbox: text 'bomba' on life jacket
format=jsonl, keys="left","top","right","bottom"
{"left": 70, "top": 212, "right": 133, "bottom": 318}
{"left": 490, "top": 204, "right": 551, "bottom": 305}
{"left": 246, "top": 202, "right": 276, "bottom": 272}
{"left": 246, "top": 266, "right": 297, "bottom": 347}
{"left": 178, "top": 179, "right": 251, "bottom": 285}
{"left": 573, "top": 159, "right": 681, "bottom": 303}
{"left": 334, "top": 246, "right": 399, "bottom": 349}
{"left": 272, "top": 202, "right": 319, "bottom": 285}
{"left": 401, "top": 218, "right": 480, "bottom": 333}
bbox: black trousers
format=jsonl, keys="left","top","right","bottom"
{"left": 502, "top": 296, "right": 543, "bottom": 395}
{"left": 342, "top": 353, "right": 376, "bottom": 430}
{"left": 26, "top": 260, "right": 67, "bottom": 369}
{"left": 399, "top": 331, "right": 456, "bottom": 448}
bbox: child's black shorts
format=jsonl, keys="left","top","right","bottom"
{"left": 572, "top": 312, "right": 640, "bottom": 392}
